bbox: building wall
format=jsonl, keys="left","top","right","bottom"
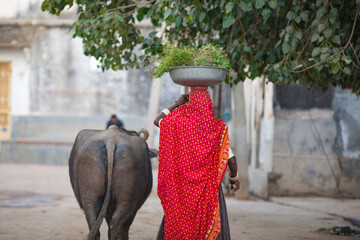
{"left": 0, "top": 0, "right": 160, "bottom": 164}
{"left": 0, "top": 49, "right": 31, "bottom": 115}
{"left": 27, "top": 26, "right": 152, "bottom": 117}
{"left": 0, "top": 0, "right": 75, "bottom": 19}
{"left": 0, "top": 0, "right": 154, "bottom": 119}
{"left": 270, "top": 85, "right": 360, "bottom": 198}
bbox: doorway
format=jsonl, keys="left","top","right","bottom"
{"left": 0, "top": 62, "right": 12, "bottom": 140}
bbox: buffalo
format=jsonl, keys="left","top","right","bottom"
{"left": 69, "top": 126, "right": 155, "bottom": 240}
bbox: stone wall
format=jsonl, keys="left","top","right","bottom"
{"left": 0, "top": 0, "right": 155, "bottom": 118}
{"left": 0, "top": 115, "right": 146, "bottom": 164}
{"left": 0, "top": 0, "right": 164, "bottom": 165}
{"left": 270, "top": 85, "right": 360, "bottom": 198}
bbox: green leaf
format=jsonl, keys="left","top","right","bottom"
{"left": 332, "top": 35, "right": 341, "bottom": 45}
{"left": 321, "top": 47, "right": 329, "bottom": 53}
{"left": 244, "top": 44, "right": 251, "bottom": 52}
{"left": 223, "top": 15, "right": 235, "bottom": 28}
{"left": 261, "top": 8, "right": 271, "bottom": 21}
{"left": 164, "top": 8, "right": 172, "bottom": 19}
{"left": 286, "top": 26, "right": 294, "bottom": 34}
{"left": 240, "top": 1, "right": 252, "bottom": 11}
{"left": 175, "top": 15, "right": 183, "bottom": 28}
{"left": 330, "top": 62, "right": 340, "bottom": 74}
{"left": 300, "top": 12, "right": 308, "bottom": 23}
{"left": 136, "top": 10, "right": 144, "bottom": 22}
{"left": 267, "top": 54, "right": 276, "bottom": 63}
{"left": 273, "top": 63, "right": 280, "bottom": 70}
{"left": 341, "top": 55, "right": 352, "bottom": 65}
{"left": 316, "top": 7, "right": 326, "bottom": 19}
{"left": 77, "top": 6, "right": 83, "bottom": 14}
{"left": 286, "top": 11, "right": 296, "bottom": 21}
{"left": 41, "top": 1, "right": 49, "bottom": 11}
{"left": 165, "top": 15, "right": 174, "bottom": 25}
{"left": 198, "top": 12, "right": 206, "bottom": 22}
{"left": 279, "top": 29, "right": 285, "bottom": 38}
{"left": 290, "top": 38, "right": 298, "bottom": 48}
{"left": 284, "top": 33, "right": 290, "bottom": 42}
{"left": 225, "top": 2, "right": 235, "bottom": 13}
{"left": 100, "top": 8, "right": 106, "bottom": 15}
{"left": 294, "top": 31, "right": 303, "bottom": 40}
{"left": 317, "top": 24, "right": 326, "bottom": 32}
{"left": 329, "top": 8, "right": 337, "bottom": 24}
{"left": 268, "top": 0, "right": 277, "bottom": 9}
{"left": 185, "top": 15, "right": 194, "bottom": 23}
{"left": 255, "top": 0, "right": 265, "bottom": 9}
{"left": 312, "top": 47, "right": 321, "bottom": 57}
{"left": 282, "top": 41, "right": 290, "bottom": 54}
{"left": 323, "top": 29, "right": 332, "bottom": 38}
{"left": 311, "top": 33, "right": 319, "bottom": 42}
{"left": 316, "top": 0, "right": 323, "bottom": 7}
{"left": 274, "top": 40, "right": 282, "bottom": 48}
{"left": 320, "top": 53, "right": 329, "bottom": 61}
{"left": 343, "top": 67, "right": 351, "bottom": 75}
{"left": 291, "top": 61, "right": 303, "bottom": 70}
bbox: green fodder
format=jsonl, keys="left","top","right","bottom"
{"left": 152, "top": 45, "right": 196, "bottom": 78}
{"left": 152, "top": 44, "right": 231, "bottom": 79}
{"left": 194, "top": 44, "right": 230, "bottom": 70}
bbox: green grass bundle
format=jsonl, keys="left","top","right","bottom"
{"left": 152, "top": 44, "right": 231, "bottom": 79}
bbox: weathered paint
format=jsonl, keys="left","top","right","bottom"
{"left": 270, "top": 85, "right": 360, "bottom": 198}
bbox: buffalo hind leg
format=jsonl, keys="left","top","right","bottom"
{"left": 79, "top": 154, "right": 106, "bottom": 240}
{"left": 80, "top": 166, "right": 106, "bottom": 240}
{"left": 84, "top": 197, "right": 104, "bottom": 240}
{"left": 108, "top": 204, "right": 136, "bottom": 240}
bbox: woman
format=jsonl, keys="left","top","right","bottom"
{"left": 154, "top": 86, "right": 240, "bottom": 240}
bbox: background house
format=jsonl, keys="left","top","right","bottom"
{"left": 244, "top": 79, "right": 360, "bottom": 198}
{"left": 0, "top": 0, "right": 155, "bottom": 164}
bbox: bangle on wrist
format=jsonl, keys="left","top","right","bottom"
{"left": 161, "top": 108, "right": 170, "bottom": 115}
{"left": 228, "top": 172, "right": 239, "bottom": 181}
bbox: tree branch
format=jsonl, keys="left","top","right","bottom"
{"left": 341, "top": 4, "right": 360, "bottom": 53}
{"left": 290, "top": 4, "right": 360, "bottom": 74}
{"left": 350, "top": 43, "right": 360, "bottom": 68}
{"left": 108, "top": 0, "right": 156, "bottom": 11}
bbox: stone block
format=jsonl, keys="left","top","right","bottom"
{"left": 248, "top": 168, "right": 268, "bottom": 199}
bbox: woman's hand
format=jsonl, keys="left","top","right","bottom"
{"left": 228, "top": 156, "right": 240, "bottom": 192}
{"left": 230, "top": 179, "right": 240, "bottom": 192}
{"left": 153, "top": 94, "right": 189, "bottom": 128}
{"left": 153, "top": 113, "right": 165, "bottom": 127}
{"left": 177, "top": 94, "right": 189, "bottom": 106}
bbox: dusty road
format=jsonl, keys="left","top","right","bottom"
{"left": 0, "top": 163, "right": 359, "bottom": 240}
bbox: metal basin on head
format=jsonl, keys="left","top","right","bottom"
{"left": 169, "top": 66, "right": 227, "bottom": 87}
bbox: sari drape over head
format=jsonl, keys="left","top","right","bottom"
{"left": 158, "top": 87, "right": 230, "bottom": 240}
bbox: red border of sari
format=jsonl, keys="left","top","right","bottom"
{"left": 205, "top": 125, "right": 230, "bottom": 240}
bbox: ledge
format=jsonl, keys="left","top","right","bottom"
{"left": 0, "top": 18, "right": 73, "bottom": 27}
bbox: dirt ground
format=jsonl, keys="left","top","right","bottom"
{"left": 0, "top": 163, "right": 359, "bottom": 240}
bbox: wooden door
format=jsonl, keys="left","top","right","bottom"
{"left": 0, "top": 62, "right": 11, "bottom": 140}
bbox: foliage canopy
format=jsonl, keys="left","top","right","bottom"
{"left": 42, "top": 0, "right": 360, "bottom": 93}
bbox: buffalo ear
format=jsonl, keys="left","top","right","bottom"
{"left": 149, "top": 149, "right": 159, "bottom": 159}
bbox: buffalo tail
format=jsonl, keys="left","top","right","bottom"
{"left": 87, "top": 139, "right": 115, "bottom": 240}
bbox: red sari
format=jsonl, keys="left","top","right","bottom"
{"left": 158, "top": 87, "right": 230, "bottom": 240}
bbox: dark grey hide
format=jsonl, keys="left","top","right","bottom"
{"left": 69, "top": 126, "right": 153, "bottom": 240}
